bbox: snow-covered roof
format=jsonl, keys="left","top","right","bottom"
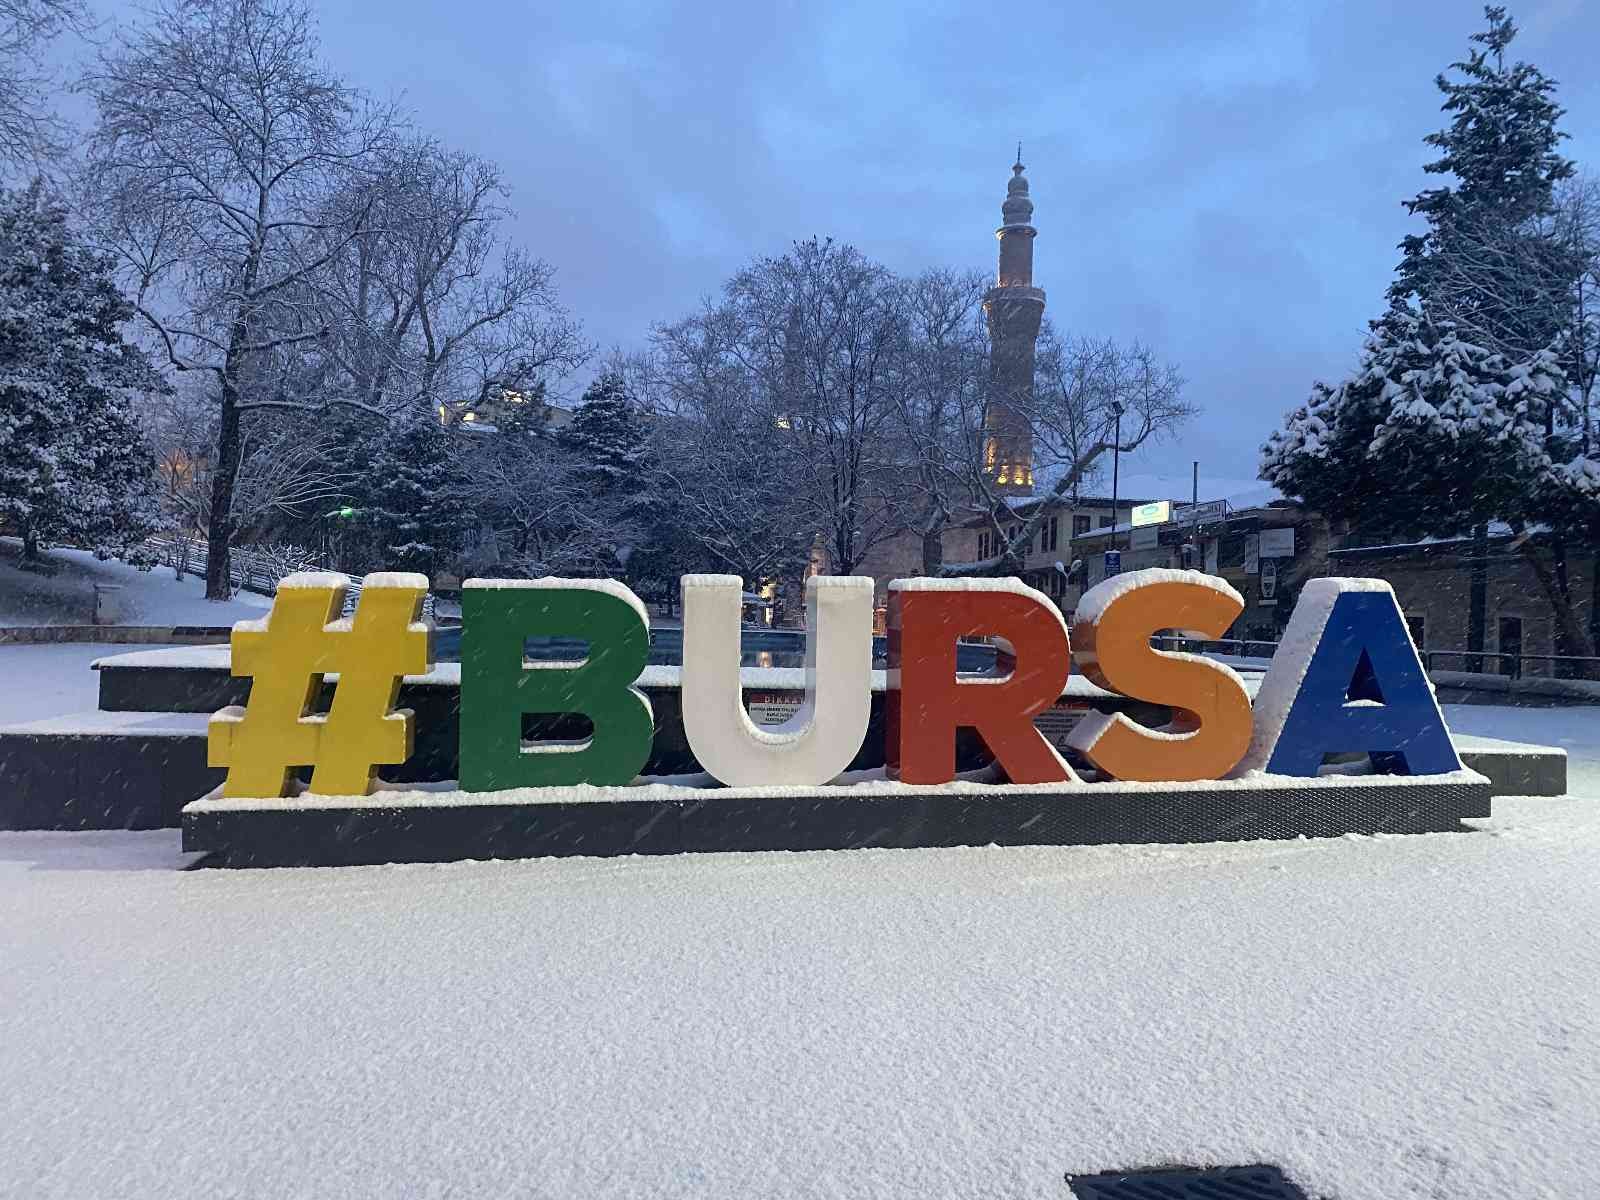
{"left": 1330, "top": 522, "right": 1524, "bottom": 556}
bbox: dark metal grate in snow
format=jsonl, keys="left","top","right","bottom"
{"left": 1067, "top": 1164, "right": 1310, "bottom": 1200}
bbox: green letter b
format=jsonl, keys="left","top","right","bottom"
{"left": 460, "top": 580, "right": 654, "bottom": 790}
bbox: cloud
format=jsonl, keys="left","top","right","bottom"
{"left": 72, "top": 0, "right": 1600, "bottom": 468}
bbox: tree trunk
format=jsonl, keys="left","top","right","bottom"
{"left": 21, "top": 522, "right": 38, "bottom": 562}
{"left": 920, "top": 524, "right": 942, "bottom": 576}
{"left": 204, "top": 380, "right": 243, "bottom": 601}
{"left": 1591, "top": 543, "right": 1600, "bottom": 677}
{"left": 1551, "top": 526, "right": 1573, "bottom": 677}
{"left": 1519, "top": 539, "right": 1598, "bottom": 679}
{"left": 1467, "top": 523, "right": 1488, "bottom": 673}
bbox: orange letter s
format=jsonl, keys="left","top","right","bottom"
{"left": 1067, "top": 570, "right": 1251, "bottom": 782}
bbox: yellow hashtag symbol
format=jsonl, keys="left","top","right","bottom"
{"left": 208, "top": 572, "right": 431, "bottom": 798}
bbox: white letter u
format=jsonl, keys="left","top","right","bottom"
{"left": 680, "top": 575, "right": 873, "bottom": 787}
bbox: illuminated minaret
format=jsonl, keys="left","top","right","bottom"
{"left": 982, "top": 147, "right": 1043, "bottom": 494}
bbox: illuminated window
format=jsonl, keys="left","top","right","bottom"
{"left": 463, "top": 412, "right": 477, "bottom": 422}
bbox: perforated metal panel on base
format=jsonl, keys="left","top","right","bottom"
{"left": 183, "top": 774, "right": 1492, "bottom": 868}
{"left": 1068, "top": 1164, "right": 1310, "bottom": 1199}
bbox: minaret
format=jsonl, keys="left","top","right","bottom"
{"left": 982, "top": 147, "right": 1044, "bottom": 495}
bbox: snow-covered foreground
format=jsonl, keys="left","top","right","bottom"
{"left": 4, "top": 633, "right": 1597, "bottom": 1197}
{"left": 0, "top": 539, "right": 269, "bottom": 627}
{"left": 2, "top": 791, "right": 1597, "bottom": 1200}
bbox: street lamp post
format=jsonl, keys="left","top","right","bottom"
{"left": 322, "top": 506, "right": 357, "bottom": 571}
{"left": 1110, "top": 401, "right": 1125, "bottom": 551}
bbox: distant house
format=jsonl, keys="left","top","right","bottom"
{"left": 437, "top": 388, "right": 574, "bottom": 434}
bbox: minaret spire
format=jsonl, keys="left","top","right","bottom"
{"left": 982, "top": 153, "right": 1046, "bottom": 495}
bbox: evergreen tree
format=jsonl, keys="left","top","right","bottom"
{"left": 1264, "top": 5, "right": 1599, "bottom": 668}
{"left": 558, "top": 371, "right": 649, "bottom": 496}
{"left": 354, "top": 413, "right": 476, "bottom": 580}
{"left": 557, "top": 370, "right": 658, "bottom": 579}
{"left": 1265, "top": 308, "right": 1554, "bottom": 539}
{"left": 1389, "top": 4, "right": 1578, "bottom": 359}
{"left": 0, "top": 182, "right": 163, "bottom": 563}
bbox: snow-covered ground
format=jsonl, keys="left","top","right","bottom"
{"left": 0, "top": 539, "right": 270, "bottom": 627}
{"left": 1, "top": 792, "right": 1596, "bottom": 1200}
{"left": 0, "top": 642, "right": 150, "bottom": 726}
{"left": 3, "top": 626, "right": 1597, "bottom": 1198}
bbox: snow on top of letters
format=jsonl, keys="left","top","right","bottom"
{"left": 463, "top": 576, "right": 649, "bottom": 628}
{"left": 276, "top": 571, "right": 352, "bottom": 590}
{"left": 360, "top": 571, "right": 429, "bottom": 590}
{"left": 890, "top": 575, "right": 1068, "bottom": 642}
{"left": 890, "top": 577, "right": 1041, "bottom": 593}
{"left": 1074, "top": 568, "right": 1243, "bottom": 628}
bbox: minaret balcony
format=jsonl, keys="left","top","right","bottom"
{"left": 984, "top": 284, "right": 1045, "bottom": 305}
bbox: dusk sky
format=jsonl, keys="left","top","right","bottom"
{"left": 81, "top": 0, "right": 1600, "bottom": 496}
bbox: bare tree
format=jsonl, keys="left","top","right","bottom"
{"left": 144, "top": 373, "right": 353, "bottom": 568}
{"left": 635, "top": 330, "right": 813, "bottom": 586}
{"left": 941, "top": 332, "right": 1193, "bottom": 576}
{"left": 889, "top": 267, "right": 988, "bottom": 573}
{"left": 230, "top": 420, "right": 355, "bottom": 540}
{"left": 690, "top": 237, "right": 910, "bottom": 576}
{"left": 78, "top": 0, "right": 394, "bottom": 598}
{"left": 0, "top": 0, "right": 87, "bottom": 171}
{"left": 313, "top": 136, "right": 588, "bottom": 419}
{"left": 462, "top": 428, "right": 622, "bottom": 578}
{"left": 1556, "top": 175, "right": 1600, "bottom": 458}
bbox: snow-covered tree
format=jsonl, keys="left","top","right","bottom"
{"left": 1265, "top": 308, "right": 1553, "bottom": 540}
{"left": 456, "top": 393, "right": 621, "bottom": 580}
{"left": 352, "top": 413, "right": 475, "bottom": 579}
{"left": 1266, "top": 5, "right": 1600, "bottom": 670}
{"left": 311, "top": 136, "right": 588, "bottom": 422}
{"left": 668, "top": 238, "right": 909, "bottom": 577}
{"left": 550, "top": 370, "right": 660, "bottom": 578}
{"left": 0, "top": 182, "right": 162, "bottom": 562}
{"left": 559, "top": 371, "right": 648, "bottom": 497}
{"left": 641, "top": 318, "right": 817, "bottom": 592}
{"left": 1390, "top": 5, "right": 1577, "bottom": 360}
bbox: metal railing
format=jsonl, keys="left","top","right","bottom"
{"left": 1150, "top": 634, "right": 1600, "bottom": 680}
{"left": 144, "top": 535, "right": 314, "bottom": 597}
{"left": 1412, "top": 647, "right": 1600, "bottom": 681}
{"left": 142, "top": 536, "right": 436, "bottom": 621}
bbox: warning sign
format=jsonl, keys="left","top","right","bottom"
{"left": 746, "top": 691, "right": 803, "bottom": 726}
{"left": 1033, "top": 698, "right": 1094, "bottom": 749}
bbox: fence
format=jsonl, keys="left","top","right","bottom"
{"left": 143, "top": 536, "right": 436, "bottom": 621}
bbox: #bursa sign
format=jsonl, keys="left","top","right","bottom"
{"left": 208, "top": 569, "right": 1461, "bottom": 801}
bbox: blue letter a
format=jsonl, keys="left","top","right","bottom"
{"left": 1242, "top": 580, "right": 1461, "bottom": 778}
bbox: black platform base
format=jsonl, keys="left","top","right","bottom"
{"left": 183, "top": 774, "right": 1493, "bottom": 868}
